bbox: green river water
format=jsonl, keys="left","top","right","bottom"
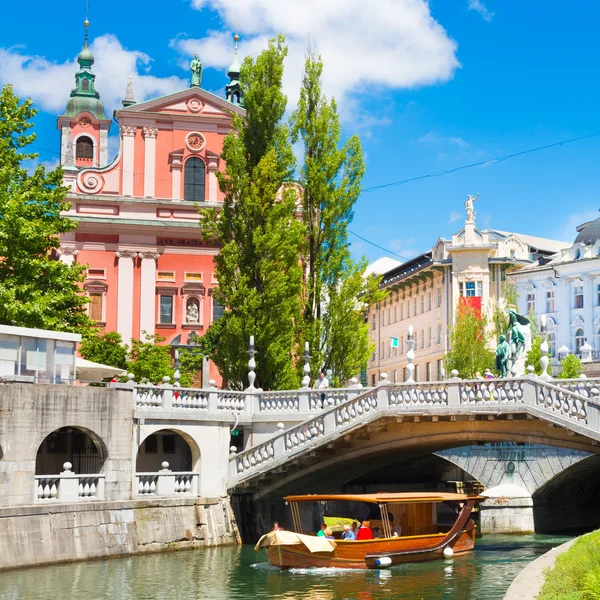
{"left": 0, "top": 534, "right": 570, "bottom": 600}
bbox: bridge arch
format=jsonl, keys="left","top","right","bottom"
{"left": 137, "top": 428, "right": 200, "bottom": 472}
{"left": 35, "top": 426, "right": 108, "bottom": 475}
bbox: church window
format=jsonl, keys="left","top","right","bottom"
{"left": 159, "top": 295, "right": 174, "bottom": 324}
{"left": 82, "top": 79, "right": 89, "bottom": 91}
{"left": 212, "top": 296, "right": 225, "bottom": 322}
{"left": 526, "top": 293, "right": 535, "bottom": 314}
{"left": 76, "top": 136, "right": 94, "bottom": 159}
{"left": 574, "top": 286, "right": 584, "bottom": 309}
{"left": 461, "top": 281, "right": 482, "bottom": 297}
{"left": 184, "top": 157, "right": 206, "bottom": 202}
{"left": 575, "top": 328, "right": 585, "bottom": 353}
{"left": 89, "top": 294, "right": 103, "bottom": 322}
{"left": 546, "top": 289, "right": 555, "bottom": 313}
{"left": 548, "top": 333, "right": 556, "bottom": 357}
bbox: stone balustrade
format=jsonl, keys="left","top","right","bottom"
{"left": 34, "top": 463, "right": 105, "bottom": 503}
{"left": 459, "top": 380, "right": 525, "bottom": 405}
{"left": 388, "top": 383, "right": 449, "bottom": 407}
{"left": 135, "top": 462, "right": 199, "bottom": 497}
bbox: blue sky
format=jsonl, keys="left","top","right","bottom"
{"left": 1, "top": 0, "right": 599, "bottom": 263}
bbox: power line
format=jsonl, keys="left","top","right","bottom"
{"left": 348, "top": 230, "right": 410, "bottom": 261}
{"left": 362, "top": 132, "right": 600, "bottom": 193}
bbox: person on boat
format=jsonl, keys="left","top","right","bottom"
{"left": 351, "top": 522, "right": 358, "bottom": 537}
{"left": 273, "top": 522, "right": 283, "bottom": 531}
{"left": 356, "top": 520, "right": 373, "bottom": 540}
{"left": 341, "top": 524, "right": 356, "bottom": 540}
{"left": 316, "top": 523, "right": 328, "bottom": 537}
{"left": 324, "top": 527, "right": 335, "bottom": 540}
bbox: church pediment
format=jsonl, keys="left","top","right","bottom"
{"left": 117, "top": 88, "right": 245, "bottom": 119}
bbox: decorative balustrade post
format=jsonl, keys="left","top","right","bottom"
{"left": 586, "top": 388, "right": 600, "bottom": 430}
{"left": 522, "top": 378, "right": 537, "bottom": 408}
{"left": 347, "top": 378, "right": 362, "bottom": 400}
{"left": 57, "top": 462, "right": 78, "bottom": 502}
{"left": 156, "top": 462, "right": 175, "bottom": 496}
{"left": 539, "top": 314, "right": 552, "bottom": 382}
{"left": 447, "top": 372, "right": 461, "bottom": 407}
{"left": 246, "top": 335, "right": 257, "bottom": 391}
{"left": 406, "top": 326, "right": 416, "bottom": 383}
{"left": 161, "top": 376, "right": 173, "bottom": 411}
{"left": 207, "top": 379, "right": 219, "bottom": 413}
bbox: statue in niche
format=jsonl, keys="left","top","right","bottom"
{"left": 190, "top": 54, "right": 203, "bottom": 88}
{"left": 495, "top": 335, "right": 510, "bottom": 378}
{"left": 186, "top": 300, "right": 199, "bottom": 324}
{"left": 506, "top": 309, "right": 530, "bottom": 356}
{"left": 465, "top": 193, "right": 479, "bottom": 222}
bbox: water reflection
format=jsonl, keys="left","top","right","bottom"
{"left": 0, "top": 535, "right": 570, "bottom": 600}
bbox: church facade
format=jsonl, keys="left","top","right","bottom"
{"left": 56, "top": 22, "right": 244, "bottom": 384}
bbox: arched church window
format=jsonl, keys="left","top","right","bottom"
{"left": 575, "top": 328, "right": 585, "bottom": 353}
{"left": 184, "top": 157, "right": 206, "bottom": 202}
{"left": 76, "top": 136, "right": 94, "bottom": 159}
{"left": 82, "top": 79, "right": 89, "bottom": 91}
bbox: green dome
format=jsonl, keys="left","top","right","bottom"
{"left": 77, "top": 44, "right": 95, "bottom": 67}
{"left": 64, "top": 95, "right": 107, "bottom": 120}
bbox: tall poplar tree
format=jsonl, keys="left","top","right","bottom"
{"left": 0, "top": 85, "right": 91, "bottom": 332}
{"left": 291, "top": 51, "right": 380, "bottom": 385}
{"left": 200, "top": 36, "right": 304, "bottom": 390}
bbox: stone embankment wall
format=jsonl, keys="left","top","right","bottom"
{"left": 0, "top": 496, "right": 239, "bottom": 571}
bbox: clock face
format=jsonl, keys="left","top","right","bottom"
{"left": 186, "top": 132, "right": 206, "bottom": 152}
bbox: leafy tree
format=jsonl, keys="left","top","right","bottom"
{"left": 291, "top": 50, "right": 379, "bottom": 384}
{"left": 0, "top": 84, "right": 91, "bottom": 333}
{"left": 445, "top": 302, "right": 495, "bottom": 378}
{"left": 200, "top": 35, "right": 304, "bottom": 390}
{"left": 525, "top": 335, "right": 552, "bottom": 376}
{"left": 80, "top": 331, "right": 128, "bottom": 370}
{"left": 493, "top": 282, "right": 519, "bottom": 341}
{"left": 128, "top": 333, "right": 173, "bottom": 384}
{"left": 558, "top": 354, "right": 583, "bottom": 379}
{"left": 177, "top": 349, "right": 205, "bottom": 388}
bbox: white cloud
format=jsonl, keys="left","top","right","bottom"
{"left": 417, "top": 131, "right": 468, "bottom": 147}
{"left": 0, "top": 35, "right": 186, "bottom": 116}
{"left": 468, "top": 0, "right": 495, "bottom": 22}
{"left": 173, "top": 0, "right": 460, "bottom": 109}
{"left": 449, "top": 211, "right": 461, "bottom": 223}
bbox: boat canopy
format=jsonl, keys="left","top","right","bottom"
{"left": 284, "top": 492, "right": 485, "bottom": 504}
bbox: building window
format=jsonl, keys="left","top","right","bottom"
{"left": 407, "top": 302, "right": 411, "bottom": 318}
{"left": 427, "top": 327, "right": 432, "bottom": 347}
{"left": 548, "top": 332, "right": 556, "bottom": 357}
{"left": 393, "top": 369, "right": 398, "bottom": 384}
{"left": 159, "top": 295, "right": 174, "bottom": 324}
{"left": 371, "top": 351, "right": 375, "bottom": 363}
{"left": 414, "top": 297, "right": 417, "bottom": 315}
{"left": 526, "top": 293, "right": 535, "bottom": 314}
{"left": 420, "top": 295, "right": 425, "bottom": 314}
{"left": 437, "top": 359, "right": 444, "bottom": 380}
{"left": 426, "top": 362, "right": 432, "bottom": 382}
{"left": 574, "top": 286, "right": 584, "bottom": 309}
{"left": 87, "top": 268, "right": 105, "bottom": 279}
{"left": 89, "top": 294, "right": 103, "bottom": 322}
{"left": 81, "top": 79, "right": 90, "bottom": 91}
{"left": 184, "top": 272, "right": 203, "bottom": 282}
{"left": 393, "top": 306, "right": 397, "bottom": 323}
{"left": 437, "top": 287, "right": 442, "bottom": 307}
{"left": 546, "top": 289, "right": 555, "bottom": 313}
{"left": 371, "top": 374, "right": 376, "bottom": 386}
{"left": 157, "top": 271, "right": 175, "bottom": 282}
{"left": 597, "top": 284, "right": 600, "bottom": 306}
{"left": 212, "top": 296, "right": 225, "bottom": 321}
{"left": 575, "top": 328, "right": 585, "bottom": 353}
{"left": 400, "top": 303, "right": 404, "bottom": 320}
{"left": 380, "top": 342, "right": 385, "bottom": 360}
{"left": 428, "top": 292, "right": 432, "bottom": 311}
{"left": 419, "top": 330, "right": 424, "bottom": 349}
{"left": 414, "top": 365, "right": 420, "bottom": 382}
{"left": 461, "top": 281, "right": 482, "bottom": 297}
{"left": 75, "top": 136, "right": 94, "bottom": 159}
{"left": 437, "top": 323, "right": 442, "bottom": 344}
{"left": 184, "top": 157, "right": 206, "bottom": 202}
{"left": 371, "top": 313, "right": 376, "bottom": 330}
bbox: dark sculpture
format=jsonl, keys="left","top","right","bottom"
{"left": 507, "top": 309, "right": 530, "bottom": 356}
{"left": 495, "top": 334, "right": 510, "bottom": 378}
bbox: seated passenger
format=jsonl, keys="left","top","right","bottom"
{"left": 325, "top": 527, "right": 335, "bottom": 540}
{"left": 341, "top": 524, "right": 356, "bottom": 540}
{"left": 356, "top": 520, "right": 373, "bottom": 540}
{"left": 316, "top": 523, "right": 327, "bottom": 537}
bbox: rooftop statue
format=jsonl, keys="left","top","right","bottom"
{"left": 507, "top": 309, "right": 530, "bottom": 356}
{"left": 495, "top": 334, "right": 510, "bottom": 378}
{"left": 190, "top": 54, "right": 203, "bottom": 88}
{"left": 465, "top": 193, "right": 479, "bottom": 223}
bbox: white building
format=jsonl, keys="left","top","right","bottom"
{"left": 511, "top": 215, "right": 600, "bottom": 364}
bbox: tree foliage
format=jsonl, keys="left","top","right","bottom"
{"left": 0, "top": 84, "right": 91, "bottom": 332}
{"left": 291, "top": 50, "right": 380, "bottom": 385}
{"left": 128, "top": 333, "right": 174, "bottom": 384}
{"left": 525, "top": 335, "right": 552, "bottom": 376}
{"left": 200, "top": 35, "right": 304, "bottom": 390}
{"left": 80, "top": 331, "right": 128, "bottom": 370}
{"left": 445, "top": 302, "right": 495, "bottom": 378}
{"left": 558, "top": 354, "right": 583, "bottom": 380}
{"left": 493, "top": 281, "right": 519, "bottom": 341}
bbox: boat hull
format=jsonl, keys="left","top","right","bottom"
{"left": 265, "top": 528, "right": 476, "bottom": 570}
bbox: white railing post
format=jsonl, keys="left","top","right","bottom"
{"left": 156, "top": 462, "right": 175, "bottom": 496}
{"left": 57, "top": 463, "right": 78, "bottom": 502}
{"left": 586, "top": 388, "right": 600, "bottom": 430}
{"left": 161, "top": 377, "right": 173, "bottom": 411}
{"left": 447, "top": 374, "right": 461, "bottom": 407}
{"left": 298, "top": 390, "right": 310, "bottom": 412}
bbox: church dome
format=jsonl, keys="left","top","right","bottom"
{"left": 574, "top": 217, "right": 600, "bottom": 245}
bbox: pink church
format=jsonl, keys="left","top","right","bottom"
{"left": 56, "top": 23, "right": 245, "bottom": 385}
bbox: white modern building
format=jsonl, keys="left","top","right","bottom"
{"left": 511, "top": 215, "right": 600, "bottom": 365}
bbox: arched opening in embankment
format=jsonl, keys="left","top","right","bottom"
{"left": 136, "top": 429, "right": 200, "bottom": 473}
{"left": 35, "top": 426, "right": 107, "bottom": 475}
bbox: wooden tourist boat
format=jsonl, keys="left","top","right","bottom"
{"left": 255, "top": 492, "right": 484, "bottom": 570}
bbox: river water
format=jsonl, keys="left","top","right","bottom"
{"left": 0, "top": 534, "right": 570, "bottom": 600}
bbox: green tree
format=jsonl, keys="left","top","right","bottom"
{"left": 525, "top": 335, "right": 552, "bottom": 376}
{"left": 493, "top": 282, "right": 519, "bottom": 340}
{"left": 128, "top": 333, "right": 173, "bottom": 384}
{"left": 291, "top": 50, "right": 378, "bottom": 384}
{"left": 0, "top": 84, "right": 91, "bottom": 332}
{"left": 445, "top": 303, "right": 495, "bottom": 378}
{"left": 80, "top": 331, "right": 128, "bottom": 370}
{"left": 177, "top": 349, "right": 205, "bottom": 388}
{"left": 558, "top": 354, "right": 583, "bottom": 379}
{"left": 200, "top": 35, "right": 304, "bottom": 390}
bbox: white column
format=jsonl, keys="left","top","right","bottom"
{"left": 121, "top": 126, "right": 136, "bottom": 196}
{"left": 58, "top": 247, "right": 78, "bottom": 266}
{"left": 172, "top": 165, "right": 182, "bottom": 200}
{"left": 116, "top": 251, "right": 137, "bottom": 346}
{"left": 143, "top": 127, "right": 158, "bottom": 198}
{"left": 208, "top": 171, "right": 218, "bottom": 202}
{"left": 99, "top": 126, "right": 109, "bottom": 167}
{"left": 584, "top": 275, "right": 595, "bottom": 344}
{"left": 139, "top": 252, "right": 159, "bottom": 338}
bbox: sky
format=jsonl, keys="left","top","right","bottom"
{"left": 1, "top": 0, "right": 599, "bottom": 264}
